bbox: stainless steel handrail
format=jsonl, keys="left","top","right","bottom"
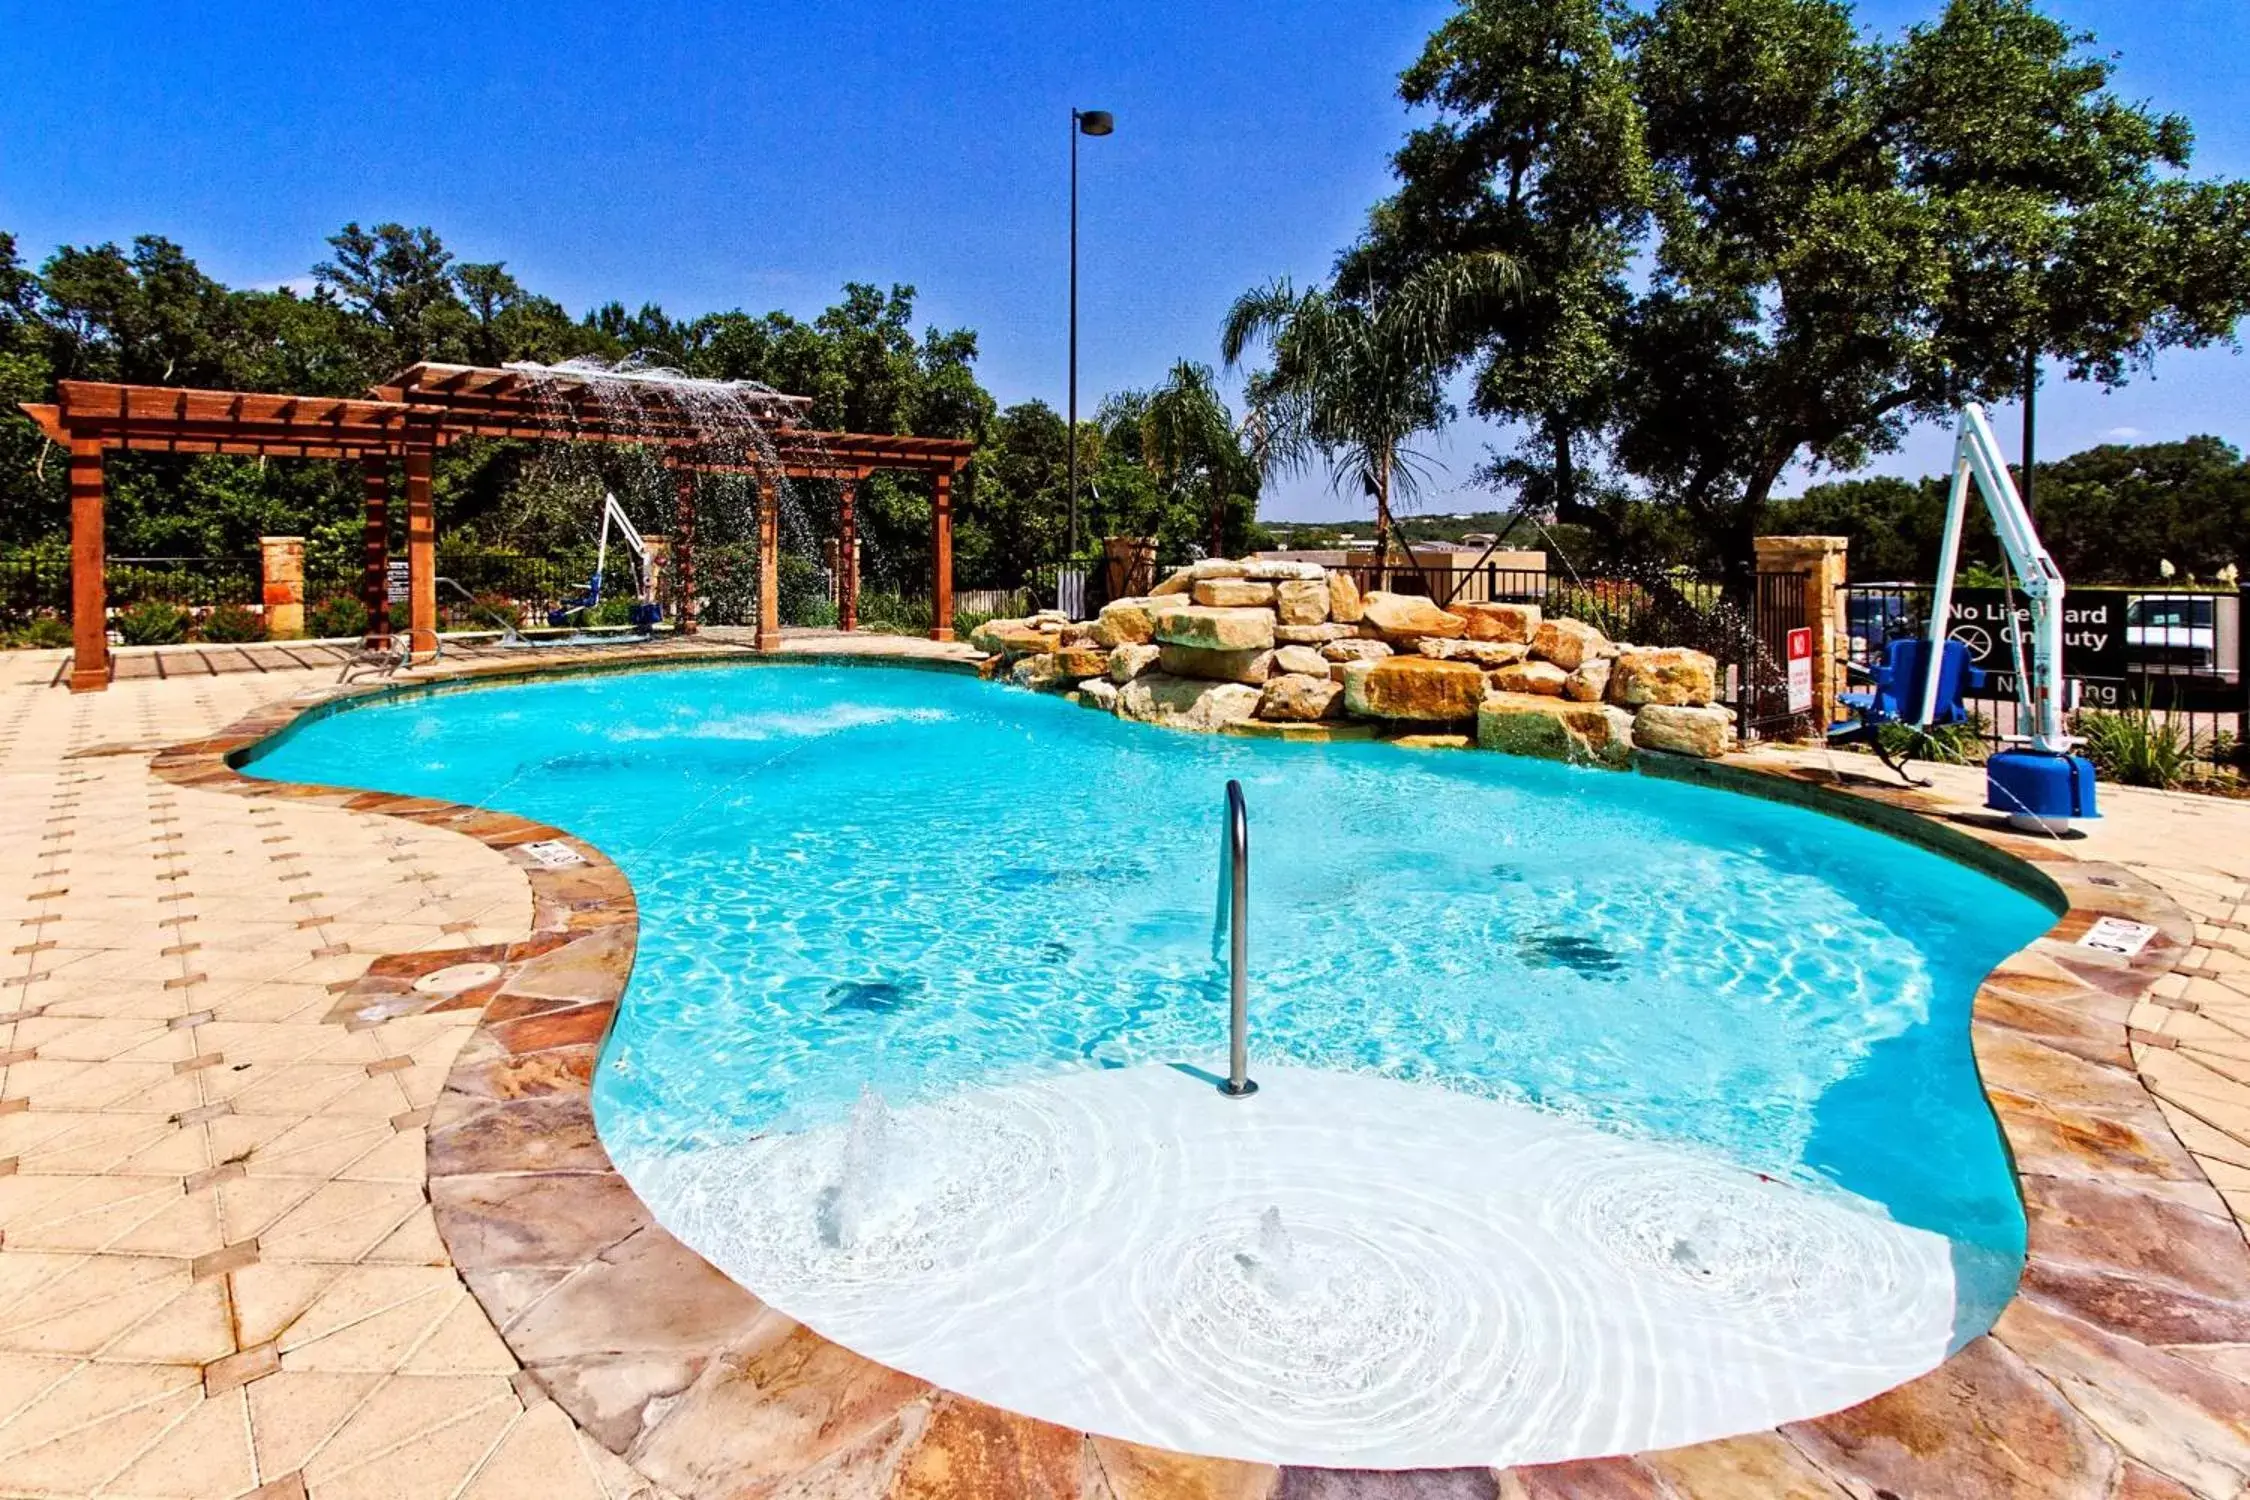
{"left": 1218, "top": 778, "right": 1257, "bottom": 1098}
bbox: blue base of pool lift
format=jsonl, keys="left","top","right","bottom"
{"left": 1986, "top": 749, "right": 2099, "bottom": 829}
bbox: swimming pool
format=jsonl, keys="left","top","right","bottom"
{"left": 247, "top": 660, "right": 2056, "bottom": 1467}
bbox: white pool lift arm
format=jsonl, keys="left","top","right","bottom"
{"left": 1920, "top": 404, "right": 2072, "bottom": 756}
{"left": 594, "top": 491, "right": 653, "bottom": 600}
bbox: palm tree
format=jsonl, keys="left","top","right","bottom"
{"left": 1137, "top": 360, "right": 1255, "bottom": 557}
{"left": 1220, "top": 253, "right": 1521, "bottom": 588}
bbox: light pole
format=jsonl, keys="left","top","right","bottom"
{"left": 1069, "top": 107, "right": 1113, "bottom": 562}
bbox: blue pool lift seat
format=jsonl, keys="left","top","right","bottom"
{"left": 1829, "top": 637, "right": 1986, "bottom": 782}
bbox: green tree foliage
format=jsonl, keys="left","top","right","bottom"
{"left": 1773, "top": 436, "right": 2250, "bottom": 584}
{"left": 0, "top": 226, "right": 1215, "bottom": 595}
{"left": 1344, "top": 0, "right": 1649, "bottom": 521}
{"left": 1221, "top": 254, "right": 1520, "bottom": 580}
{"left": 1353, "top": 0, "right": 2250, "bottom": 594}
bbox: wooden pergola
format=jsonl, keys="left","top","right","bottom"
{"left": 21, "top": 364, "right": 973, "bottom": 692}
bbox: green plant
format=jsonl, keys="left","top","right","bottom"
{"left": 7, "top": 617, "right": 73, "bottom": 650}
{"left": 855, "top": 591, "right": 933, "bottom": 636}
{"left": 114, "top": 600, "right": 189, "bottom": 646}
{"left": 470, "top": 594, "right": 523, "bottom": 630}
{"left": 1873, "top": 713, "right": 1990, "bottom": 766}
{"left": 308, "top": 595, "right": 370, "bottom": 640}
{"left": 583, "top": 596, "right": 645, "bottom": 627}
{"left": 2075, "top": 700, "right": 2210, "bottom": 789}
{"left": 198, "top": 603, "right": 266, "bottom": 643}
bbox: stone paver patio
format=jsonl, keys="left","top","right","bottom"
{"left": 2, "top": 638, "right": 2248, "bottom": 1498}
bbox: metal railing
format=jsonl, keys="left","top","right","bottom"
{"left": 1215, "top": 779, "right": 1256, "bottom": 1099}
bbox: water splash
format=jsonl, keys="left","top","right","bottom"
{"left": 821, "top": 1085, "right": 894, "bottom": 1249}
{"left": 1239, "top": 1206, "right": 1305, "bottom": 1302}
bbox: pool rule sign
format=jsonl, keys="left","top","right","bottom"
{"left": 1785, "top": 628, "right": 1814, "bottom": 715}
{"left": 1942, "top": 588, "right": 2127, "bottom": 708}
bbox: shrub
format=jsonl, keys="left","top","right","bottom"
{"left": 470, "top": 593, "right": 522, "bottom": 630}
{"left": 2075, "top": 700, "right": 2209, "bottom": 789}
{"left": 1874, "top": 712, "right": 1990, "bottom": 766}
{"left": 7, "top": 617, "right": 73, "bottom": 650}
{"left": 308, "top": 595, "right": 370, "bottom": 640}
{"left": 583, "top": 596, "right": 643, "bottom": 627}
{"left": 114, "top": 600, "right": 189, "bottom": 646}
{"left": 198, "top": 604, "right": 266, "bottom": 643}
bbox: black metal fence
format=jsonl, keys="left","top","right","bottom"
{"left": 1840, "top": 582, "right": 2247, "bottom": 773}
{"left": 0, "top": 554, "right": 69, "bottom": 623}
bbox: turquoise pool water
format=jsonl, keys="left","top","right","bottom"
{"left": 247, "top": 660, "right": 2053, "bottom": 1315}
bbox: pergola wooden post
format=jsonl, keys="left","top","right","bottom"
{"left": 930, "top": 469, "right": 955, "bottom": 642}
{"left": 672, "top": 470, "right": 698, "bottom": 635}
{"left": 361, "top": 459, "right": 391, "bottom": 644}
{"left": 756, "top": 477, "right": 782, "bottom": 651}
{"left": 837, "top": 478, "right": 860, "bottom": 632}
{"left": 404, "top": 449, "right": 437, "bottom": 661}
{"left": 68, "top": 440, "right": 107, "bottom": 693}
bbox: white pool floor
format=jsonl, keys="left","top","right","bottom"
{"left": 619, "top": 1065, "right": 1962, "bottom": 1469}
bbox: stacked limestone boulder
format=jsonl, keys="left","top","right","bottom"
{"left": 968, "top": 558, "right": 1735, "bottom": 765}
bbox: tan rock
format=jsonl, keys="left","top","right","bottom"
{"left": 1243, "top": 558, "right": 1329, "bottom": 581}
{"left": 1271, "top": 645, "right": 1329, "bottom": 677}
{"left": 970, "top": 618, "right": 1061, "bottom": 660}
{"left": 1274, "top": 622, "right": 1356, "bottom": 644}
{"left": 1388, "top": 733, "right": 1473, "bottom": 751}
{"left": 1158, "top": 642, "right": 1275, "bottom": 685}
{"left": 1633, "top": 703, "right": 1735, "bottom": 758}
{"left": 1360, "top": 591, "right": 1467, "bottom": 645}
{"left": 1273, "top": 578, "right": 1331, "bottom": 626}
{"left": 1078, "top": 678, "right": 1120, "bottom": 712}
{"left": 1492, "top": 660, "right": 1568, "bottom": 697}
{"left": 1056, "top": 646, "right": 1109, "bottom": 678}
{"left": 1610, "top": 647, "right": 1719, "bottom": 708}
{"left": 1150, "top": 568, "right": 1194, "bottom": 597}
{"left": 1320, "top": 639, "right": 1393, "bottom": 663}
{"left": 1115, "top": 675, "right": 1263, "bottom": 731}
{"left": 1154, "top": 605, "right": 1276, "bottom": 652}
{"left": 1328, "top": 569, "right": 1365, "bottom": 624}
{"left": 1193, "top": 578, "right": 1277, "bottom": 609}
{"left": 1340, "top": 657, "right": 1486, "bottom": 721}
{"left": 1257, "top": 673, "right": 1342, "bottom": 721}
{"left": 1564, "top": 657, "right": 1613, "bottom": 703}
{"left": 1529, "top": 617, "right": 1610, "bottom": 671}
{"left": 1188, "top": 557, "right": 1251, "bottom": 579}
{"left": 1094, "top": 597, "right": 1167, "bottom": 647}
{"left": 1476, "top": 694, "right": 1636, "bottom": 769}
{"left": 1010, "top": 654, "right": 1071, "bottom": 691}
{"left": 1108, "top": 642, "right": 1161, "bottom": 684}
{"left": 1453, "top": 601, "right": 1542, "bottom": 644}
{"left": 1419, "top": 638, "right": 1528, "bottom": 668}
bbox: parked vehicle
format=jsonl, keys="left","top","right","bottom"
{"left": 2127, "top": 593, "right": 2220, "bottom": 673}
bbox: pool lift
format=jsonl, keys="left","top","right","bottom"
{"left": 1829, "top": 403, "right": 2098, "bottom": 833}
{"left": 549, "top": 491, "right": 664, "bottom": 630}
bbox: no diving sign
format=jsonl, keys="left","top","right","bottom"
{"left": 1785, "top": 627, "right": 1814, "bottom": 715}
{"left": 2080, "top": 917, "right": 2157, "bottom": 958}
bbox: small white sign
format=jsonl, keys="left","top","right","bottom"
{"left": 520, "top": 839, "right": 587, "bottom": 869}
{"left": 1785, "top": 627, "right": 1814, "bottom": 715}
{"left": 2080, "top": 917, "right": 2157, "bottom": 957}
{"left": 386, "top": 559, "right": 410, "bottom": 604}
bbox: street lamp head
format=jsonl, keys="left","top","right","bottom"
{"left": 1076, "top": 109, "right": 1115, "bottom": 137}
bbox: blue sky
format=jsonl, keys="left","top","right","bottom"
{"left": 3, "top": 0, "right": 2245, "bottom": 521}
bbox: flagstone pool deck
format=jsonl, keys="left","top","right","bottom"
{"left": 2, "top": 636, "right": 2249, "bottom": 1498}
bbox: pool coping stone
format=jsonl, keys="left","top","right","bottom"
{"left": 151, "top": 644, "right": 2250, "bottom": 1500}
